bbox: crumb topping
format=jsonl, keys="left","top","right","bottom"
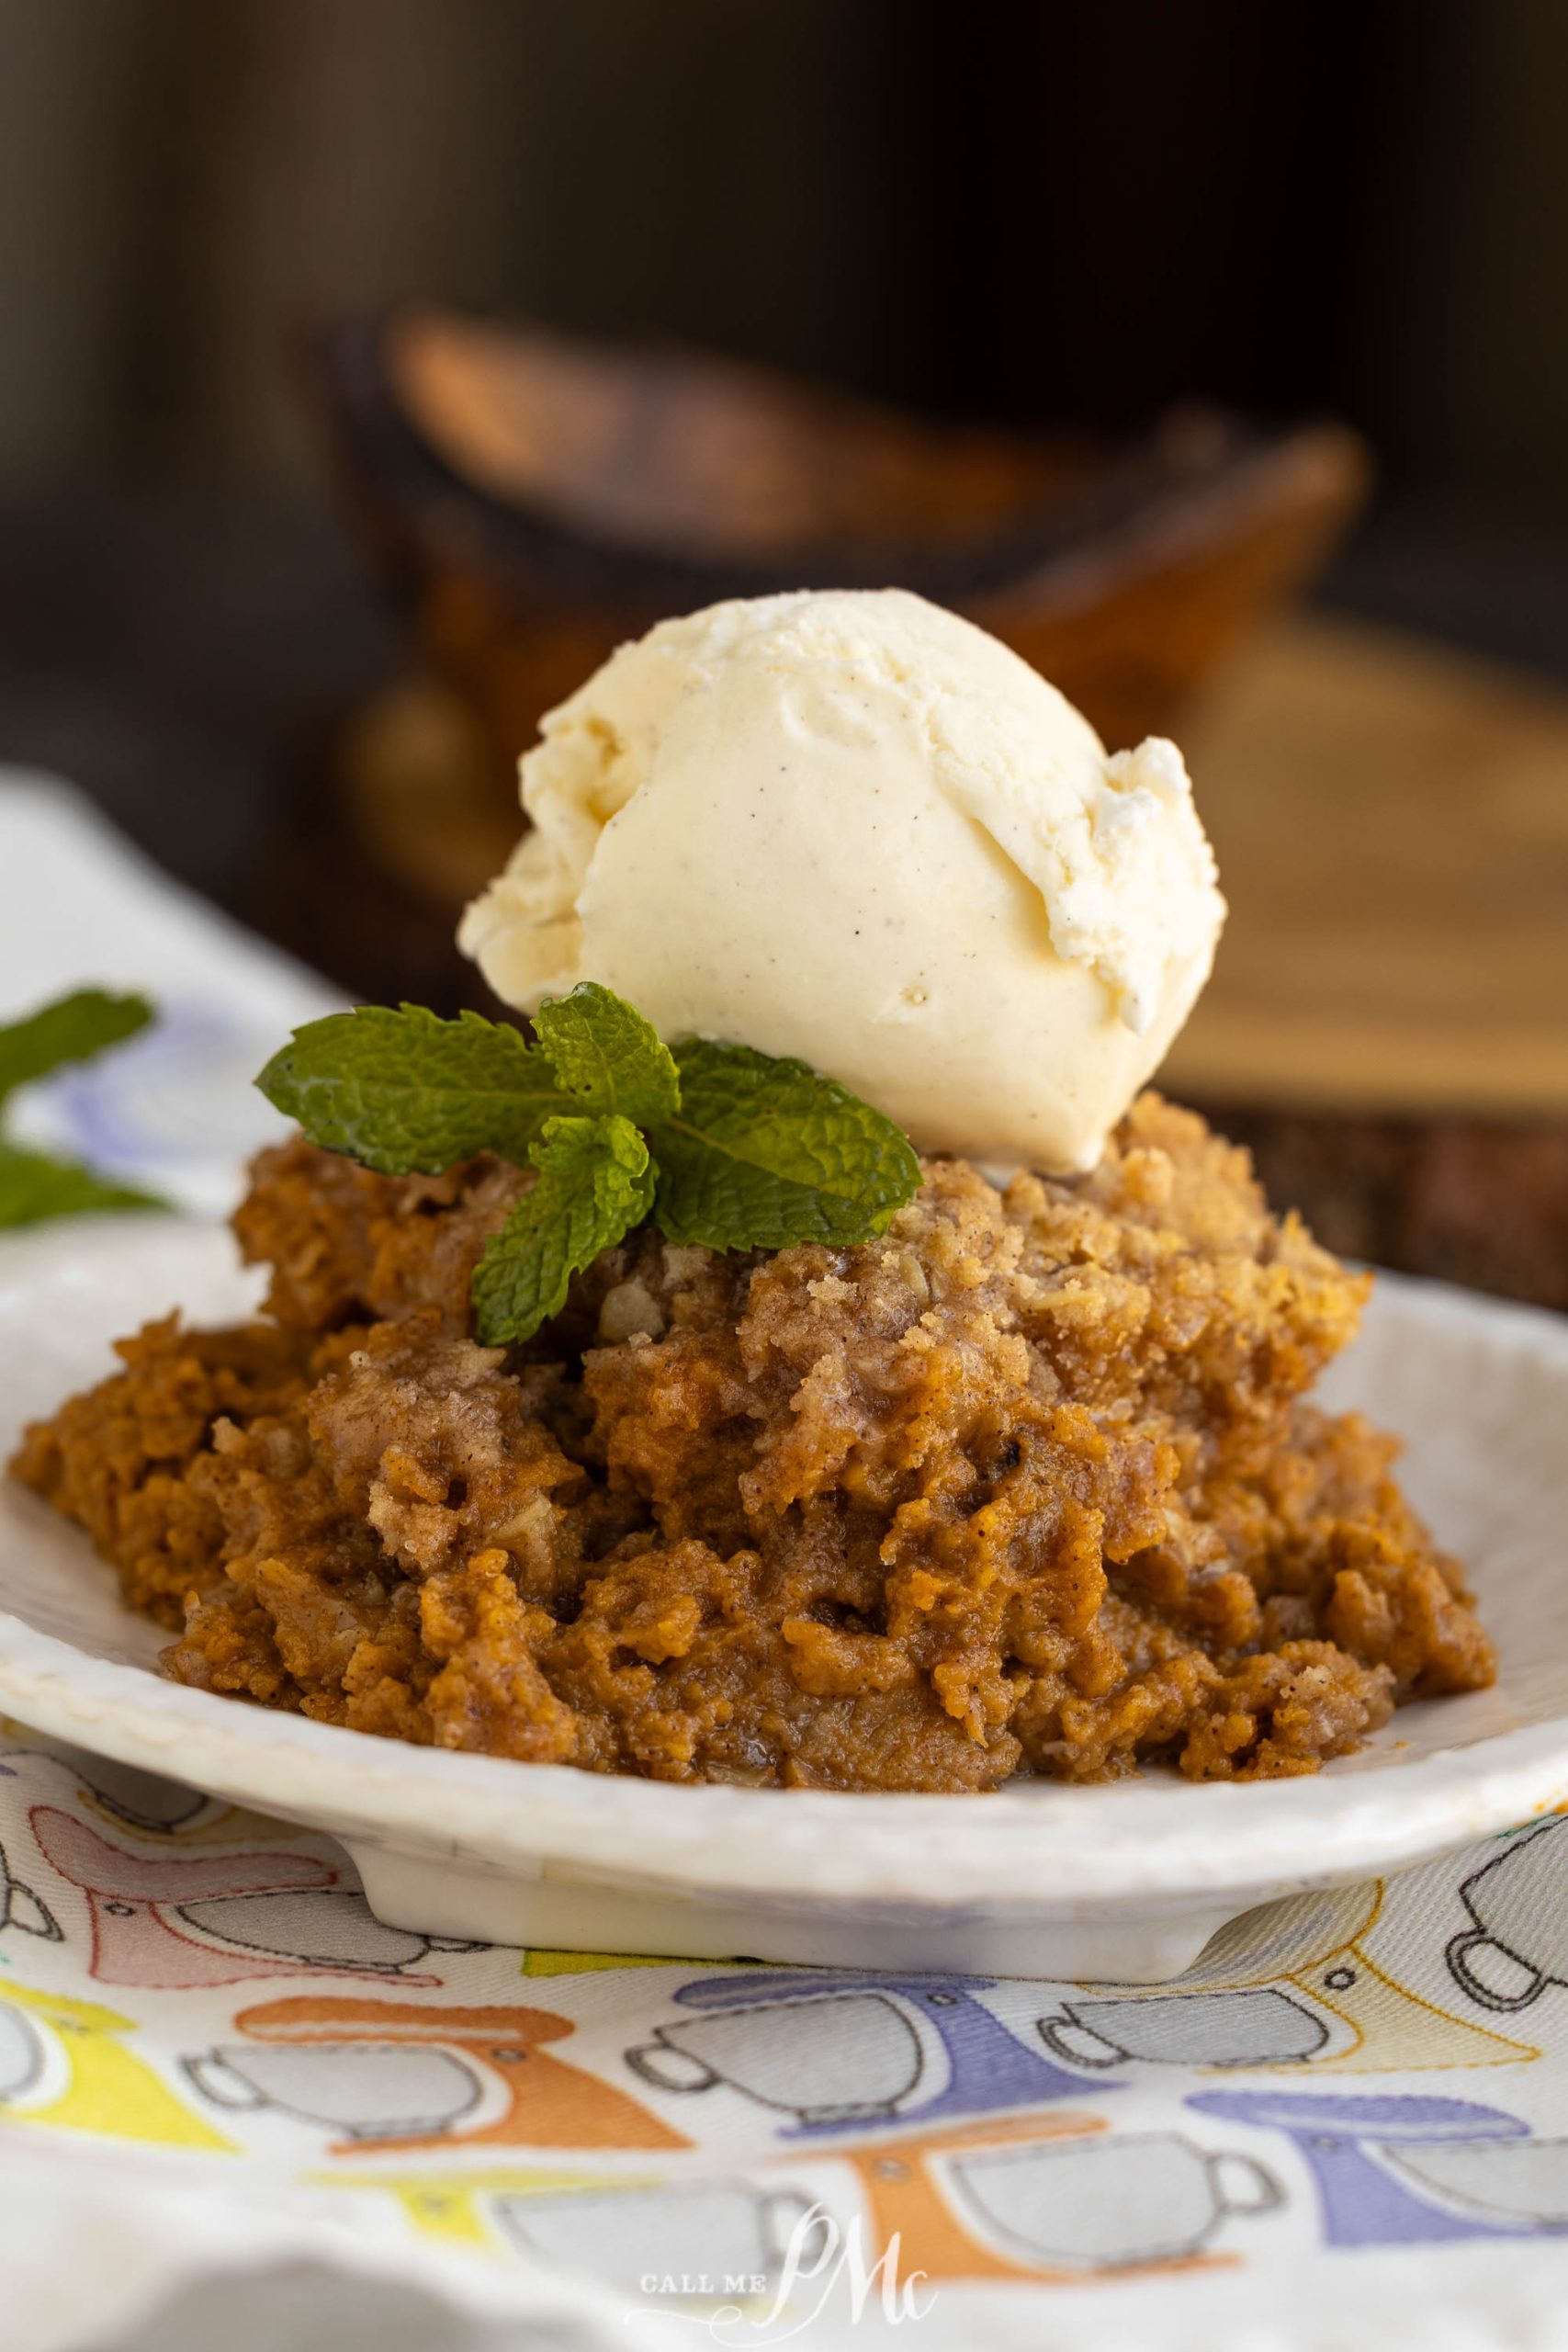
{"left": 9, "top": 1094, "right": 1494, "bottom": 1788}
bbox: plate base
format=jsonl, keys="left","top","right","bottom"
{"left": 346, "top": 1841, "right": 1246, "bottom": 1982}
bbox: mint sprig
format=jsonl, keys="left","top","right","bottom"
{"left": 0, "top": 989, "right": 167, "bottom": 1230}
{"left": 258, "top": 983, "right": 921, "bottom": 1346}
{"left": 0, "top": 988, "right": 154, "bottom": 1110}
{"left": 532, "top": 985, "right": 679, "bottom": 1125}
{"left": 0, "top": 1142, "right": 166, "bottom": 1227}
{"left": 472, "top": 1114, "right": 654, "bottom": 1346}
{"left": 652, "top": 1041, "right": 922, "bottom": 1250}
{"left": 256, "top": 1004, "right": 562, "bottom": 1175}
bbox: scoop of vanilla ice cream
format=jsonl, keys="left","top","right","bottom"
{"left": 458, "top": 589, "right": 1224, "bottom": 1174}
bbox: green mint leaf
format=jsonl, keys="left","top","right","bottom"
{"left": 533, "top": 981, "right": 680, "bottom": 1126}
{"left": 651, "top": 1039, "right": 921, "bottom": 1251}
{"left": 257, "top": 1005, "right": 567, "bottom": 1175}
{"left": 254, "top": 987, "right": 924, "bottom": 1278}
{"left": 0, "top": 988, "right": 154, "bottom": 1110}
{"left": 0, "top": 1142, "right": 168, "bottom": 1229}
{"left": 472, "top": 1114, "right": 653, "bottom": 1345}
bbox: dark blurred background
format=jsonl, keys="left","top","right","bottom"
{"left": 3, "top": 0, "right": 1566, "bottom": 904}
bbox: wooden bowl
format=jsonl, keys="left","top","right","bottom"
{"left": 308, "top": 308, "right": 1368, "bottom": 908}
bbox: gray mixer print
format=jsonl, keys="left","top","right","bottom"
{"left": 0, "top": 1838, "right": 59, "bottom": 1943}
{"left": 1449, "top": 1820, "right": 1568, "bottom": 2012}
{"left": 1039, "top": 1986, "right": 1329, "bottom": 2071}
{"left": 184, "top": 2041, "right": 485, "bottom": 2140}
{"left": 498, "top": 2183, "right": 825, "bottom": 2298}
{"left": 0, "top": 2003, "right": 45, "bottom": 2105}
{"left": 946, "top": 2132, "right": 1282, "bottom": 2271}
{"left": 174, "top": 1889, "right": 478, "bottom": 1974}
{"left": 627, "top": 1988, "right": 925, "bottom": 2122}
{"left": 1383, "top": 2135, "right": 1568, "bottom": 2229}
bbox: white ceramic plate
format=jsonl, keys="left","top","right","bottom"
{"left": 2, "top": 1216, "right": 1566, "bottom": 1984}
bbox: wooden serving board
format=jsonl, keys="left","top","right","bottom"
{"left": 1165, "top": 616, "right": 1568, "bottom": 1115}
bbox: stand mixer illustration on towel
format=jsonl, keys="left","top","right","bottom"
{"left": 829, "top": 2109, "right": 1282, "bottom": 2282}
{"left": 1448, "top": 1821, "right": 1568, "bottom": 2016}
{"left": 1190, "top": 2091, "right": 1568, "bottom": 2244}
{"left": 186, "top": 1995, "right": 687, "bottom": 2154}
{"left": 26, "top": 1806, "right": 475, "bottom": 1988}
{"left": 624, "top": 1972, "right": 1094, "bottom": 2133}
{"left": 1040, "top": 1879, "right": 1538, "bottom": 2075}
{"left": 0, "top": 1981, "right": 232, "bottom": 2150}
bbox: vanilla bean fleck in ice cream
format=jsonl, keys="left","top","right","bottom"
{"left": 458, "top": 588, "right": 1225, "bottom": 1173}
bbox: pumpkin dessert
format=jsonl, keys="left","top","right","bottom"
{"left": 11, "top": 1094, "right": 1493, "bottom": 1789}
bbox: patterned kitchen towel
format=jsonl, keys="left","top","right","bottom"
{"left": 5, "top": 1725, "right": 1568, "bottom": 2352}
